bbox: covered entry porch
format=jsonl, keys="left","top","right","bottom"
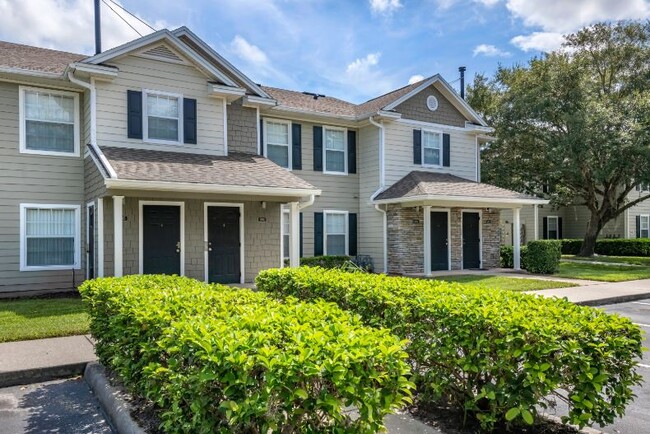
{"left": 373, "top": 172, "right": 547, "bottom": 276}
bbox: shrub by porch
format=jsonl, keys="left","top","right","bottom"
{"left": 79, "top": 275, "right": 413, "bottom": 433}
{"left": 257, "top": 267, "right": 643, "bottom": 431}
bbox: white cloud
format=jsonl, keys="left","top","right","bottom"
{"left": 506, "top": 0, "right": 650, "bottom": 33}
{"left": 408, "top": 74, "right": 425, "bottom": 84}
{"left": 473, "top": 44, "right": 511, "bottom": 57}
{"left": 346, "top": 53, "right": 381, "bottom": 76}
{"left": 230, "top": 35, "right": 269, "bottom": 65}
{"left": 474, "top": 0, "right": 501, "bottom": 6}
{"left": 0, "top": 0, "right": 161, "bottom": 54}
{"left": 510, "top": 32, "right": 566, "bottom": 52}
{"left": 369, "top": 0, "right": 402, "bottom": 15}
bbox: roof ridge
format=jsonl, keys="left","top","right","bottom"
{"left": 357, "top": 75, "right": 432, "bottom": 106}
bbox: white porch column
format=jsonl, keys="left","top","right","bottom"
{"left": 513, "top": 207, "right": 521, "bottom": 270}
{"left": 289, "top": 201, "right": 300, "bottom": 268}
{"left": 113, "top": 195, "right": 124, "bottom": 277}
{"left": 97, "top": 198, "right": 104, "bottom": 277}
{"left": 423, "top": 206, "right": 431, "bottom": 276}
{"left": 533, "top": 204, "right": 539, "bottom": 241}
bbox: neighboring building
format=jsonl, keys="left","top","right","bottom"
{"left": 501, "top": 185, "right": 650, "bottom": 244}
{"left": 0, "top": 28, "right": 545, "bottom": 296}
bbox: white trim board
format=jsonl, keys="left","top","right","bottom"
{"left": 138, "top": 201, "right": 185, "bottom": 276}
{"left": 203, "top": 202, "right": 245, "bottom": 284}
{"left": 86, "top": 201, "right": 95, "bottom": 280}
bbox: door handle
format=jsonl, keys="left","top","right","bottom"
{"left": 176, "top": 241, "right": 181, "bottom": 253}
{"left": 207, "top": 241, "right": 212, "bottom": 252}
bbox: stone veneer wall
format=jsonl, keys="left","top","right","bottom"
{"left": 387, "top": 206, "right": 501, "bottom": 274}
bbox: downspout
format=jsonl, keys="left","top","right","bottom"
{"left": 67, "top": 70, "right": 96, "bottom": 146}
{"left": 368, "top": 115, "right": 388, "bottom": 273}
{"left": 298, "top": 194, "right": 316, "bottom": 210}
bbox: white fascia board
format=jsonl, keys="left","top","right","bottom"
{"left": 68, "top": 62, "right": 118, "bottom": 79}
{"left": 88, "top": 144, "right": 118, "bottom": 179}
{"left": 373, "top": 194, "right": 549, "bottom": 207}
{"left": 104, "top": 178, "right": 321, "bottom": 197}
{"left": 83, "top": 30, "right": 239, "bottom": 88}
{"left": 172, "top": 27, "right": 272, "bottom": 99}
{"left": 0, "top": 67, "right": 63, "bottom": 79}
{"left": 242, "top": 95, "right": 277, "bottom": 108}
{"left": 208, "top": 83, "right": 246, "bottom": 101}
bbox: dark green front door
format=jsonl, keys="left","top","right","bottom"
{"left": 462, "top": 212, "right": 481, "bottom": 269}
{"left": 207, "top": 206, "right": 241, "bottom": 284}
{"left": 430, "top": 211, "right": 448, "bottom": 271}
{"left": 142, "top": 205, "right": 181, "bottom": 275}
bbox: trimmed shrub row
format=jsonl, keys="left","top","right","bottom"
{"left": 80, "top": 275, "right": 413, "bottom": 433}
{"left": 500, "top": 240, "right": 561, "bottom": 274}
{"left": 561, "top": 238, "right": 650, "bottom": 256}
{"left": 290, "top": 255, "right": 374, "bottom": 272}
{"left": 256, "top": 267, "right": 643, "bottom": 430}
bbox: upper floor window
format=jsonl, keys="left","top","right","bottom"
{"left": 20, "top": 204, "right": 81, "bottom": 271}
{"left": 422, "top": 130, "right": 442, "bottom": 166}
{"left": 325, "top": 211, "right": 348, "bottom": 255}
{"left": 265, "top": 119, "right": 291, "bottom": 168}
{"left": 20, "top": 87, "right": 79, "bottom": 156}
{"left": 637, "top": 183, "right": 650, "bottom": 192}
{"left": 143, "top": 90, "right": 183, "bottom": 143}
{"left": 640, "top": 215, "right": 649, "bottom": 238}
{"left": 324, "top": 127, "right": 347, "bottom": 174}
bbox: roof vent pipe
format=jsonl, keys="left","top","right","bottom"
{"left": 94, "top": 0, "right": 102, "bottom": 54}
{"left": 459, "top": 66, "right": 466, "bottom": 99}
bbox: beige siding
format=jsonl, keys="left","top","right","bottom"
{"left": 96, "top": 48, "right": 225, "bottom": 155}
{"left": 501, "top": 205, "right": 568, "bottom": 244}
{"left": 626, "top": 189, "right": 650, "bottom": 238}
{"left": 383, "top": 119, "right": 478, "bottom": 186}
{"left": 394, "top": 84, "right": 466, "bottom": 128}
{"left": 0, "top": 81, "right": 87, "bottom": 295}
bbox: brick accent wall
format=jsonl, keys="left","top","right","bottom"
{"left": 227, "top": 99, "right": 258, "bottom": 154}
{"left": 387, "top": 205, "right": 424, "bottom": 274}
{"left": 394, "top": 85, "right": 466, "bottom": 127}
{"left": 481, "top": 209, "right": 501, "bottom": 269}
{"left": 450, "top": 208, "right": 462, "bottom": 270}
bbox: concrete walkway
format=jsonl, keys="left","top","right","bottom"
{"left": 528, "top": 278, "right": 650, "bottom": 305}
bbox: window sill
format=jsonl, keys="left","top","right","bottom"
{"left": 19, "top": 148, "right": 80, "bottom": 158}
{"left": 141, "top": 138, "right": 183, "bottom": 146}
{"left": 421, "top": 163, "right": 443, "bottom": 169}
{"left": 323, "top": 171, "right": 348, "bottom": 176}
{"left": 20, "top": 265, "right": 81, "bottom": 272}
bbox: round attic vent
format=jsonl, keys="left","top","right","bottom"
{"left": 426, "top": 95, "right": 439, "bottom": 111}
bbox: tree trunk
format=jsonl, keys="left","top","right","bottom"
{"left": 578, "top": 212, "right": 603, "bottom": 257}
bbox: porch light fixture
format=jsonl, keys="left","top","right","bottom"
{"left": 261, "top": 201, "right": 267, "bottom": 209}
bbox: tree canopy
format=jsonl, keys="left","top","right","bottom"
{"left": 467, "top": 20, "right": 650, "bottom": 255}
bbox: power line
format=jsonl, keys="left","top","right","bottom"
{"left": 105, "top": 0, "right": 157, "bottom": 32}
{"left": 101, "top": 0, "right": 143, "bottom": 37}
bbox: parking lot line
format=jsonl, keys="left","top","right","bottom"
{"left": 639, "top": 364, "right": 650, "bottom": 369}
{"left": 633, "top": 322, "right": 650, "bottom": 328}
{"left": 632, "top": 302, "right": 650, "bottom": 306}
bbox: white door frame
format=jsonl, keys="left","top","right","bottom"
{"left": 86, "top": 201, "right": 95, "bottom": 280}
{"left": 461, "top": 209, "right": 483, "bottom": 270}
{"left": 423, "top": 207, "right": 452, "bottom": 275}
{"left": 204, "top": 202, "right": 245, "bottom": 284}
{"left": 139, "top": 201, "right": 185, "bottom": 275}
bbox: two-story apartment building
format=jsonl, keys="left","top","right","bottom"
{"left": 0, "top": 27, "right": 545, "bottom": 296}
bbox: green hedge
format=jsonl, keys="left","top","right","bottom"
{"left": 285, "top": 255, "right": 374, "bottom": 272}
{"left": 80, "top": 275, "right": 413, "bottom": 433}
{"left": 499, "top": 245, "right": 528, "bottom": 268}
{"left": 256, "top": 268, "right": 643, "bottom": 430}
{"left": 525, "top": 240, "right": 562, "bottom": 274}
{"left": 561, "top": 238, "right": 650, "bottom": 256}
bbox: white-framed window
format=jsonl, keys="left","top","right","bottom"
{"left": 20, "top": 204, "right": 81, "bottom": 271}
{"left": 324, "top": 210, "right": 348, "bottom": 255}
{"left": 264, "top": 119, "right": 291, "bottom": 169}
{"left": 422, "top": 129, "right": 442, "bottom": 166}
{"left": 640, "top": 215, "right": 650, "bottom": 238}
{"left": 323, "top": 126, "right": 347, "bottom": 174}
{"left": 282, "top": 209, "right": 290, "bottom": 260}
{"left": 547, "top": 216, "right": 559, "bottom": 240}
{"left": 19, "top": 86, "right": 80, "bottom": 156}
{"left": 143, "top": 89, "right": 183, "bottom": 144}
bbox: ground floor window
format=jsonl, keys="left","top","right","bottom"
{"left": 325, "top": 211, "right": 348, "bottom": 255}
{"left": 282, "top": 209, "right": 290, "bottom": 260}
{"left": 547, "top": 216, "right": 559, "bottom": 239}
{"left": 640, "top": 215, "right": 649, "bottom": 238}
{"left": 20, "top": 204, "right": 80, "bottom": 270}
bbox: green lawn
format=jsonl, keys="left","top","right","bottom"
{"left": 562, "top": 255, "right": 650, "bottom": 266}
{"left": 432, "top": 275, "right": 576, "bottom": 291}
{"left": 555, "top": 261, "right": 650, "bottom": 282}
{"left": 0, "top": 297, "right": 89, "bottom": 343}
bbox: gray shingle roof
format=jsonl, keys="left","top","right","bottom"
{"left": 0, "top": 41, "right": 86, "bottom": 75}
{"left": 375, "top": 171, "right": 542, "bottom": 202}
{"left": 100, "top": 146, "right": 317, "bottom": 191}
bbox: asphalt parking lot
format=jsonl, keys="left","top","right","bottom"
{"left": 598, "top": 299, "right": 650, "bottom": 434}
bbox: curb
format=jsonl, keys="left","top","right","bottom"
{"left": 574, "top": 292, "right": 650, "bottom": 306}
{"left": 542, "top": 414, "right": 606, "bottom": 434}
{"left": 0, "top": 362, "right": 88, "bottom": 388}
{"left": 84, "top": 362, "right": 146, "bottom": 434}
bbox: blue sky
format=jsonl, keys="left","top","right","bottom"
{"left": 1, "top": 0, "right": 648, "bottom": 102}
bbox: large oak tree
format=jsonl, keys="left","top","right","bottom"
{"left": 468, "top": 21, "right": 650, "bottom": 256}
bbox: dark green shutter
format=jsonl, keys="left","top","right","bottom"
{"left": 259, "top": 119, "right": 264, "bottom": 155}
{"left": 299, "top": 212, "right": 304, "bottom": 257}
{"left": 348, "top": 130, "right": 357, "bottom": 174}
{"left": 558, "top": 217, "right": 563, "bottom": 239}
{"left": 183, "top": 98, "right": 197, "bottom": 144}
{"left": 314, "top": 212, "right": 324, "bottom": 256}
{"left": 442, "top": 133, "right": 450, "bottom": 167}
{"left": 313, "top": 126, "right": 323, "bottom": 171}
{"left": 127, "top": 90, "right": 142, "bottom": 139}
{"left": 292, "top": 123, "right": 302, "bottom": 170}
{"left": 637, "top": 215, "right": 641, "bottom": 238}
{"left": 413, "top": 129, "right": 422, "bottom": 164}
{"left": 542, "top": 217, "right": 548, "bottom": 239}
{"left": 348, "top": 213, "right": 357, "bottom": 256}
